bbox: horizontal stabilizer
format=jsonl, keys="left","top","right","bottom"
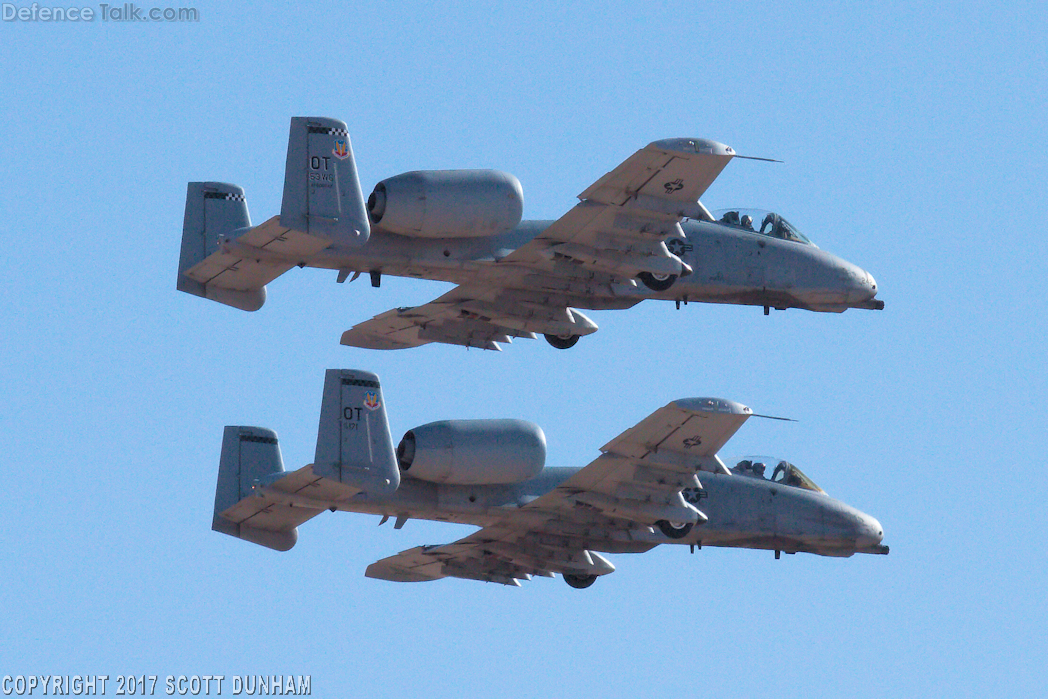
{"left": 212, "top": 426, "right": 323, "bottom": 551}
{"left": 178, "top": 178, "right": 335, "bottom": 312}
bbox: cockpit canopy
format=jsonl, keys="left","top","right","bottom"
{"left": 728, "top": 456, "right": 825, "bottom": 493}
{"left": 710, "top": 208, "right": 817, "bottom": 247}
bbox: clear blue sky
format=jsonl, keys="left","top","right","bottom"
{"left": 2, "top": 1, "right": 1045, "bottom": 696}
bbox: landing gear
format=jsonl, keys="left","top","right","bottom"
{"left": 563, "top": 573, "right": 597, "bottom": 589}
{"left": 544, "top": 333, "right": 580, "bottom": 350}
{"left": 638, "top": 272, "right": 678, "bottom": 292}
{"left": 656, "top": 520, "right": 694, "bottom": 539}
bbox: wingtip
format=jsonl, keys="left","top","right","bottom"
{"left": 649, "top": 138, "right": 734, "bottom": 157}
{"left": 671, "top": 397, "right": 752, "bottom": 416}
{"left": 340, "top": 329, "right": 416, "bottom": 351}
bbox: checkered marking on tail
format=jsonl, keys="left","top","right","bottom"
{"left": 203, "top": 191, "right": 245, "bottom": 202}
{"left": 342, "top": 377, "right": 380, "bottom": 389}
{"left": 308, "top": 126, "right": 348, "bottom": 136}
{"left": 240, "top": 434, "right": 277, "bottom": 445}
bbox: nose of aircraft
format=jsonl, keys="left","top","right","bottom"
{"left": 840, "top": 261, "right": 879, "bottom": 303}
{"left": 854, "top": 512, "right": 887, "bottom": 553}
{"left": 864, "top": 271, "right": 878, "bottom": 297}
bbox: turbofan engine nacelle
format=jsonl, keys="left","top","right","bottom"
{"left": 367, "top": 170, "right": 524, "bottom": 238}
{"left": 396, "top": 419, "right": 545, "bottom": 485}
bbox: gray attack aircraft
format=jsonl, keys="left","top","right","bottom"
{"left": 212, "top": 369, "right": 889, "bottom": 587}
{"left": 178, "top": 117, "right": 883, "bottom": 351}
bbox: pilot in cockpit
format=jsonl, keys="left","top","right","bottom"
{"left": 733, "top": 459, "right": 766, "bottom": 479}
{"left": 720, "top": 211, "right": 741, "bottom": 226}
{"left": 741, "top": 214, "right": 754, "bottom": 230}
{"left": 760, "top": 213, "right": 777, "bottom": 237}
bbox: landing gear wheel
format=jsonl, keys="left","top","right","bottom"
{"left": 638, "top": 272, "right": 678, "bottom": 292}
{"left": 544, "top": 333, "right": 580, "bottom": 350}
{"left": 657, "top": 520, "right": 694, "bottom": 539}
{"left": 563, "top": 573, "right": 597, "bottom": 589}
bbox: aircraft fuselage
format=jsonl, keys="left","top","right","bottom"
{"left": 303, "top": 217, "right": 881, "bottom": 315}
{"left": 339, "top": 460, "right": 886, "bottom": 559}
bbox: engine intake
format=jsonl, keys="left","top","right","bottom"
{"left": 367, "top": 169, "right": 523, "bottom": 238}
{"left": 396, "top": 419, "right": 545, "bottom": 485}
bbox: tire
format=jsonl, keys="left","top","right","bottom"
{"left": 563, "top": 573, "right": 597, "bottom": 589}
{"left": 657, "top": 519, "right": 694, "bottom": 539}
{"left": 638, "top": 272, "right": 678, "bottom": 292}
{"left": 544, "top": 333, "right": 580, "bottom": 350}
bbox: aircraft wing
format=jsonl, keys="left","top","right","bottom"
{"left": 498, "top": 138, "right": 736, "bottom": 269}
{"left": 365, "top": 524, "right": 611, "bottom": 586}
{"left": 342, "top": 138, "right": 736, "bottom": 351}
{"left": 599, "top": 397, "right": 753, "bottom": 462}
{"left": 365, "top": 397, "right": 751, "bottom": 586}
{"left": 577, "top": 137, "right": 737, "bottom": 209}
{"left": 340, "top": 285, "right": 602, "bottom": 351}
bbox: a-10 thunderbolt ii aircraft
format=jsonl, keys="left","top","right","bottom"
{"left": 212, "top": 369, "right": 888, "bottom": 587}
{"left": 178, "top": 117, "right": 883, "bottom": 351}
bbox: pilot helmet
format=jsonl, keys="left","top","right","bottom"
{"left": 737, "top": 459, "right": 752, "bottom": 471}
{"left": 752, "top": 462, "right": 766, "bottom": 477}
{"left": 741, "top": 214, "right": 753, "bottom": 227}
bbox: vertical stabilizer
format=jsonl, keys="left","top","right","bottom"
{"left": 177, "top": 182, "right": 266, "bottom": 311}
{"left": 313, "top": 369, "right": 400, "bottom": 495}
{"left": 212, "top": 426, "right": 298, "bottom": 551}
{"left": 280, "top": 117, "right": 370, "bottom": 246}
